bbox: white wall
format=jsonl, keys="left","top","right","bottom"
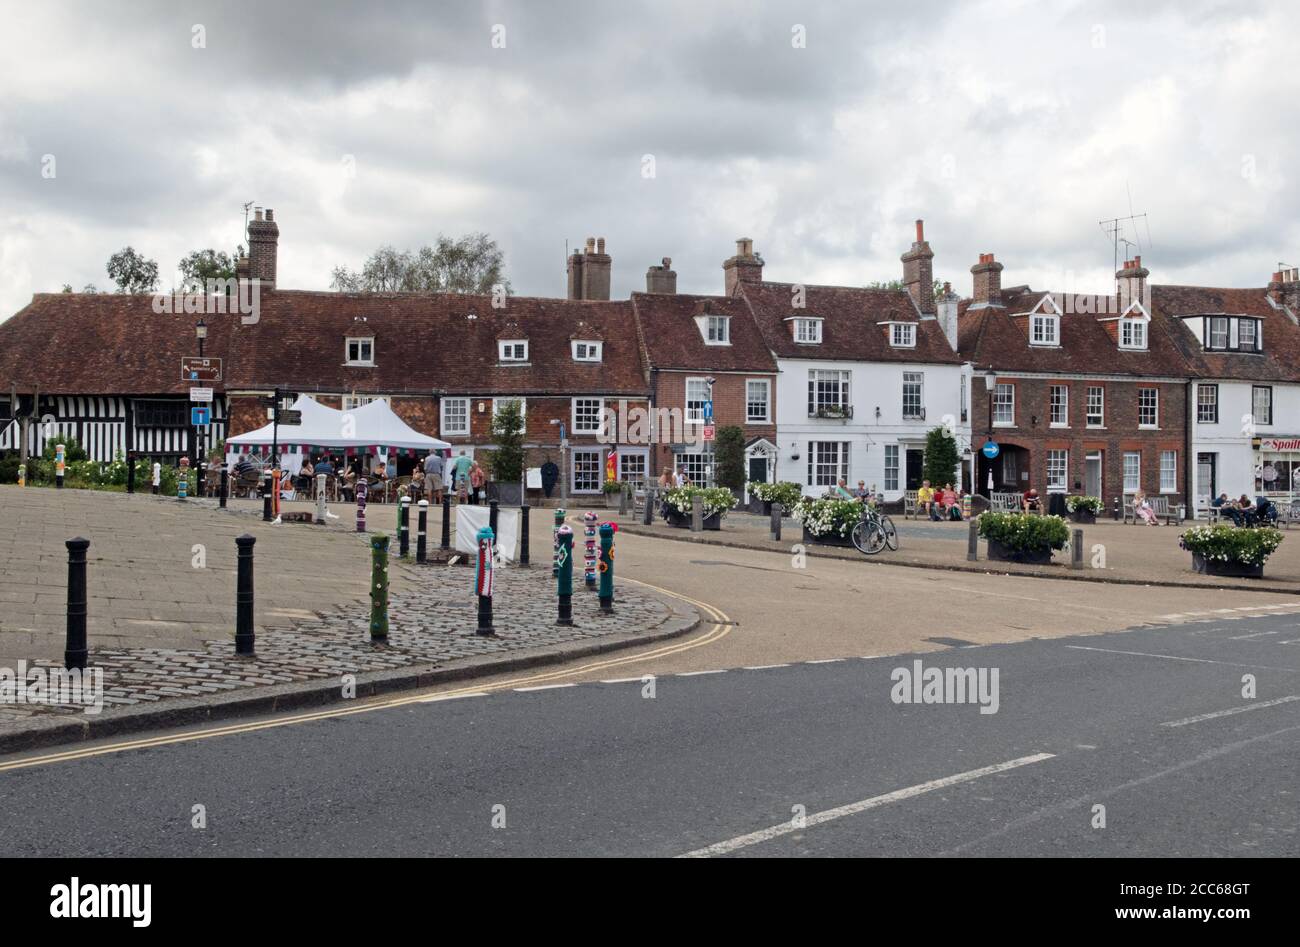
{"left": 1190, "top": 380, "right": 1300, "bottom": 509}
{"left": 772, "top": 358, "right": 970, "bottom": 499}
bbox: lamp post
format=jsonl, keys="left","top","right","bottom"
{"left": 981, "top": 369, "right": 997, "bottom": 495}
{"left": 705, "top": 376, "right": 716, "bottom": 487}
{"left": 194, "top": 318, "right": 208, "bottom": 474}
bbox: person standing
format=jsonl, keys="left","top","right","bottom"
{"left": 450, "top": 450, "right": 473, "bottom": 500}
{"left": 469, "top": 459, "right": 487, "bottom": 505}
{"left": 423, "top": 451, "right": 445, "bottom": 505}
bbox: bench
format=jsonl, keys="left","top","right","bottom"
{"left": 1283, "top": 500, "right": 1300, "bottom": 529}
{"left": 990, "top": 491, "right": 1023, "bottom": 513}
{"left": 1123, "top": 493, "right": 1182, "bottom": 525}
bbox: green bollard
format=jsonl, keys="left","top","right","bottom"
{"left": 598, "top": 522, "right": 614, "bottom": 613}
{"left": 552, "top": 508, "right": 566, "bottom": 577}
{"left": 556, "top": 525, "right": 574, "bottom": 626}
{"left": 369, "top": 534, "right": 389, "bottom": 641}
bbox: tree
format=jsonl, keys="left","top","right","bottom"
{"left": 867, "top": 278, "right": 946, "bottom": 298}
{"left": 714, "top": 425, "right": 746, "bottom": 491}
{"left": 61, "top": 284, "right": 99, "bottom": 293}
{"left": 177, "top": 247, "right": 242, "bottom": 292}
{"left": 331, "top": 233, "right": 511, "bottom": 295}
{"left": 488, "top": 399, "right": 526, "bottom": 484}
{"left": 105, "top": 247, "right": 159, "bottom": 294}
{"left": 922, "top": 425, "right": 961, "bottom": 487}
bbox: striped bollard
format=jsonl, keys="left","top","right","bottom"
{"left": 598, "top": 522, "right": 615, "bottom": 614}
{"left": 475, "top": 526, "right": 495, "bottom": 636}
{"left": 399, "top": 495, "right": 411, "bottom": 558}
{"left": 556, "top": 525, "right": 574, "bottom": 626}
{"left": 152, "top": 462, "right": 161, "bottom": 496}
{"left": 369, "top": 533, "right": 389, "bottom": 641}
{"left": 177, "top": 465, "right": 188, "bottom": 501}
{"left": 553, "top": 508, "right": 566, "bottom": 577}
{"left": 417, "top": 499, "right": 428, "bottom": 563}
{"left": 55, "top": 443, "right": 65, "bottom": 490}
{"left": 17, "top": 463, "right": 26, "bottom": 487}
{"left": 356, "top": 478, "right": 368, "bottom": 532}
{"left": 583, "top": 511, "right": 598, "bottom": 590}
{"left": 261, "top": 470, "right": 272, "bottom": 520}
{"left": 315, "top": 473, "right": 326, "bottom": 524}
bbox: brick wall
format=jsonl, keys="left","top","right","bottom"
{"left": 971, "top": 377, "right": 1187, "bottom": 502}
{"left": 651, "top": 370, "right": 777, "bottom": 479}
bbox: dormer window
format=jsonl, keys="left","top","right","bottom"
{"left": 1207, "top": 317, "right": 1229, "bottom": 350}
{"left": 499, "top": 340, "right": 528, "bottom": 362}
{"left": 890, "top": 323, "right": 916, "bottom": 348}
{"left": 346, "top": 337, "right": 374, "bottom": 366}
{"left": 1030, "top": 314, "right": 1059, "bottom": 346}
{"left": 1120, "top": 318, "right": 1147, "bottom": 349}
{"left": 794, "top": 318, "right": 822, "bottom": 344}
{"left": 705, "top": 315, "right": 730, "bottom": 345}
{"left": 1238, "top": 319, "right": 1259, "bottom": 351}
{"left": 572, "top": 340, "right": 603, "bottom": 362}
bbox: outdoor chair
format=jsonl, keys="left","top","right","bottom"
{"left": 902, "top": 490, "right": 919, "bottom": 519}
{"left": 1283, "top": 500, "right": 1300, "bottom": 529}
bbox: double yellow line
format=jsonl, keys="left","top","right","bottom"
{"left": 0, "top": 578, "right": 731, "bottom": 774}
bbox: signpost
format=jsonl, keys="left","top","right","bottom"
{"left": 702, "top": 425, "right": 716, "bottom": 442}
{"left": 189, "top": 387, "right": 214, "bottom": 403}
{"left": 278, "top": 409, "right": 302, "bottom": 425}
{"left": 702, "top": 400, "right": 714, "bottom": 422}
{"left": 180, "top": 357, "right": 222, "bottom": 383}
{"left": 981, "top": 441, "right": 1000, "bottom": 459}
{"left": 191, "top": 407, "right": 211, "bottom": 426}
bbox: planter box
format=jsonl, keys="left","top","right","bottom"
{"left": 1070, "top": 509, "right": 1097, "bottom": 524}
{"left": 802, "top": 525, "right": 855, "bottom": 547}
{"left": 664, "top": 508, "right": 721, "bottom": 530}
{"left": 604, "top": 493, "right": 622, "bottom": 508}
{"left": 1191, "top": 552, "right": 1265, "bottom": 578}
{"left": 987, "top": 539, "right": 1054, "bottom": 564}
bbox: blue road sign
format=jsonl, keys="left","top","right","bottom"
{"left": 192, "top": 407, "right": 211, "bottom": 426}
{"left": 981, "top": 440, "right": 1000, "bottom": 459}
{"left": 703, "top": 400, "right": 714, "bottom": 422}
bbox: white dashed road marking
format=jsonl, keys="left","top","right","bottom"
{"left": 1162, "top": 695, "right": 1300, "bottom": 728}
{"left": 513, "top": 683, "right": 577, "bottom": 693}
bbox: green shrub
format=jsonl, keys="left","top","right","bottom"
{"left": 791, "top": 497, "right": 863, "bottom": 538}
{"left": 1065, "top": 495, "right": 1104, "bottom": 513}
{"left": 748, "top": 481, "right": 803, "bottom": 508}
{"left": 602, "top": 479, "right": 626, "bottom": 495}
{"left": 1179, "top": 525, "right": 1283, "bottom": 567}
{"left": 663, "top": 485, "right": 738, "bottom": 519}
{"left": 976, "top": 511, "right": 1070, "bottom": 551}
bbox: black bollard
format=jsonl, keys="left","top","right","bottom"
{"left": 1072, "top": 528, "right": 1084, "bottom": 570}
{"left": 262, "top": 472, "right": 273, "bottom": 521}
{"left": 520, "top": 504, "right": 531, "bottom": 566}
{"left": 235, "top": 534, "right": 256, "bottom": 655}
{"left": 417, "top": 499, "right": 428, "bottom": 563}
{"left": 126, "top": 452, "right": 136, "bottom": 495}
{"left": 643, "top": 486, "right": 654, "bottom": 525}
{"left": 967, "top": 520, "right": 979, "bottom": 561}
{"left": 399, "top": 497, "right": 410, "bottom": 558}
{"left": 440, "top": 494, "right": 451, "bottom": 550}
{"left": 489, "top": 499, "right": 499, "bottom": 538}
{"left": 770, "top": 502, "right": 782, "bottom": 542}
{"left": 219, "top": 467, "right": 228, "bottom": 509}
{"left": 64, "top": 538, "right": 90, "bottom": 670}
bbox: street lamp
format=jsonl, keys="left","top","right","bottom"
{"left": 195, "top": 317, "right": 207, "bottom": 358}
{"left": 194, "top": 318, "right": 208, "bottom": 480}
{"left": 705, "top": 377, "right": 716, "bottom": 487}
{"left": 981, "top": 369, "right": 998, "bottom": 494}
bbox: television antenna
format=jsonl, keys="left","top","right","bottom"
{"left": 242, "top": 201, "right": 256, "bottom": 245}
{"left": 1099, "top": 212, "right": 1148, "bottom": 274}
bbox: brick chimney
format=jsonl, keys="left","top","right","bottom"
{"left": 936, "top": 280, "right": 960, "bottom": 351}
{"left": 723, "top": 238, "right": 763, "bottom": 295}
{"left": 568, "top": 237, "right": 611, "bottom": 300}
{"left": 646, "top": 257, "right": 677, "bottom": 294}
{"left": 901, "top": 219, "right": 935, "bottom": 314}
{"left": 970, "top": 252, "right": 1004, "bottom": 306}
{"left": 1116, "top": 255, "right": 1149, "bottom": 309}
{"left": 1268, "top": 266, "right": 1300, "bottom": 312}
{"left": 247, "top": 207, "right": 279, "bottom": 289}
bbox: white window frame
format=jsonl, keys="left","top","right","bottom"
{"left": 1252, "top": 385, "right": 1273, "bottom": 426}
{"left": 992, "top": 383, "right": 1015, "bottom": 426}
{"left": 345, "top": 337, "right": 375, "bottom": 366}
{"left": 1138, "top": 388, "right": 1159, "bottom": 429}
{"left": 890, "top": 323, "right": 916, "bottom": 348}
{"left": 808, "top": 369, "right": 852, "bottom": 417}
{"left": 1086, "top": 386, "right": 1104, "bottom": 427}
{"left": 794, "top": 319, "right": 822, "bottom": 344}
{"left": 1196, "top": 384, "right": 1218, "bottom": 424}
{"left": 571, "top": 447, "right": 603, "bottom": 494}
{"left": 1046, "top": 449, "right": 1068, "bottom": 493}
{"left": 1208, "top": 317, "right": 1229, "bottom": 350}
{"left": 571, "top": 340, "right": 603, "bottom": 362}
{"left": 498, "top": 340, "right": 529, "bottom": 362}
{"left": 341, "top": 394, "right": 388, "bottom": 410}
{"left": 571, "top": 397, "right": 605, "bottom": 434}
{"left": 1120, "top": 318, "right": 1147, "bottom": 350}
{"left": 440, "top": 397, "right": 469, "bottom": 437}
{"left": 745, "top": 379, "right": 770, "bottom": 423}
{"left": 1160, "top": 450, "right": 1177, "bottom": 494}
{"left": 884, "top": 444, "right": 900, "bottom": 492}
{"left": 492, "top": 397, "right": 526, "bottom": 435}
{"left": 685, "top": 377, "right": 710, "bottom": 425}
{"left": 1030, "top": 314, "right": 1059, "bottom": 346}
{"left": 1049, "top": 385, "right": 1069, "bottom": 427}
{"left": 902, "top": 372, "right": 924, "bottom": 420}
{"left": 1238, "top": 319, "right": 1261, "bottom": 352}
{"left": 808, "top": 441, "right": 850, "bottom": 487}
{"left": 1124, "top": 451, "right": 1141, "bottom": 493}
{"left": 672, "top": 449, "right": 711, "bottom": 487}
{"left": 705, "top": 315, "right": 730, "bottom": 345}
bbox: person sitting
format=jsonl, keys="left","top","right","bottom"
{"left": 917, "top": 480, "right": 936, "bottom": 519}
{"left": 1133, "top": 489, "right": 1158, "bottom": 526}
{"left": 852, "top": 480, "right": 871, "bottom": 502}
{"left": 833, "top": 478, "right": 855, "bottom": 500}
{"left": 1221, "top": 494, "right": 1248, "bottom": 527}
{"left": 1022, "top": 488, "right": 1042, "bottom": 513}
{"left": 1252, "top": 496, "right": 1277, "bottom": 527}
{"left": 941, "top": 484, "right": 961, "bottom": 520}
{"left": 297, "top": 459, "right": 314, "bottom": 493}
{"left": 314, "top": 455, "right": 335, "bottom": 478}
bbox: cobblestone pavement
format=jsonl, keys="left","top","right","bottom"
{"left": 0, "top": 558, "right": 674, "bottom": 726}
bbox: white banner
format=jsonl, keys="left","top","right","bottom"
{"left": 454, "top": 505, "right": 519, "bottom": 563}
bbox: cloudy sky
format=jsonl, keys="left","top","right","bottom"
{"left": 1, "top": 0, "right": 1296, "bottom": 320}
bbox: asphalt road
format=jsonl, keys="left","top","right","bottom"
{"left": 2, "top": 609, "right": 1297, "bottom": 857}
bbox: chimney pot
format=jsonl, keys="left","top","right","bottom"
{"left": 723, "top": 238, "right": 763, "bottom": 294}
{"left": 597, "top": 237, "right": 605, "bottom": 254}
{"left": 915, "top": 219, "right": 924, "bottom": 243}
{"left": 254, "top": 207, "right": 263, "bottom": 221}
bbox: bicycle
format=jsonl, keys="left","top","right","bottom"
{"left": 851, "top": 503, "right": 899, "bottom": 555}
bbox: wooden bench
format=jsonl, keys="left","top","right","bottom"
{"left": 902, "top": 490, "right": 919, "bottom": 519}
{"left": 1280, "top": 500, "right": 1300, "bottom": 529}
{"left": 990, "top": 491, "right": 1022, "bottom": 513}
{"left": 1124, "top": 493, "right": 1182, "bottom": 525}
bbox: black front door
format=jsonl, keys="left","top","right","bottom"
{"left": 748, "top": 456, "right": 768, "bottom": 484}
{"left": 906, "top": 449, "right": 924, "bottom": 490}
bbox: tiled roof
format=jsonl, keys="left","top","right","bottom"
{"left": 1153, "top": 285, "right": 1300, "bottom": 383}
{"left": 739, "top": 281, "right": 961, "bottom": 364}
{"left": 0, "top": 290, "right": 651, "bottom": 397}
{"left": 958, "top": 288, "right": 1192, "bottom": 378}
{"left": 630, "top": 292, "right": 776, "bottom": 372}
